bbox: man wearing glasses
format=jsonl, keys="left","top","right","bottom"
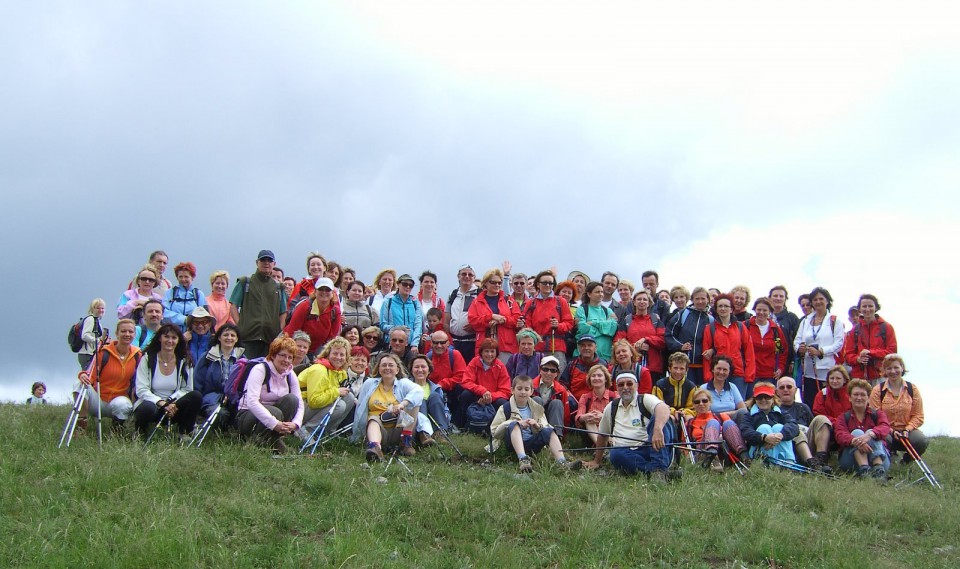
{"left": 775, "top": 377, "right": 834, "bottom": 473}
{"left": 379, "top": 274, "right": 423, "bottom": 351}
{"left": 583, "top": 372, "right": 673, "bottom": 480}
{"left": 444, "top": 264, "right": 479, "bottom": 362}
{"left": 428, "top": 331, "right": 468, "bottom": 434}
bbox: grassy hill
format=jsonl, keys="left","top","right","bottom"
{"left": 2, "top": 404, "right": 957, "bottom": 568}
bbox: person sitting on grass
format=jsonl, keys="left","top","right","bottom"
{"left": 736, "top": 382, "right": 798, "bottom": 463}
{"left": 583, "top": 372, "right": 674, "bottom": 481}
{"left": 652, "top": 352, "right": 697, "bottom": 424}
{"left": 489, "top": 375, "right": 582, "bottom": 473}
{"left": 532, "top": 355, "right": 575, "bottom": 438}
{"left": 686, "top": 387, "right": 749, "bottom": 472}
{"left": 133, "top": 324, "right": 202, "bottom": 441}
{"left": 297, "top": 337, "right": 356, "bottom": 442}
{"left": 775, "top": 376, "right": 834, "bottom": 472}
{"left": 235, "top": 335, "right": 304, "bottom": 454}
{"left": 835, "top": 378, "right": 891, "bottom": 479}
{"left": 456, "top": 338, "right": 511, "bottom": 430}
{"left": 574, "top": 364, "right": 616, "bottom": 445}
{"left": 351, "top": 353, "right": 425, "bottom": 461}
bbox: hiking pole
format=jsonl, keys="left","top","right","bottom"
{"left": 721, "top": 440, "right": 748, "bottom": 476}
{"left": 298, "top": 397, "right": 341, "bottom": 455}
{"left": 761, "top": 454, "right": 839, "bottom": 479}
{"left": 143, "top": 414, "right": 171, "bottom": 449}
{"left": 563, "top": 441, "right": 717, "bottom": 453}
{"left": 188, "top": 397, "right": 222, "bottom": 448}
{"left": 895, "top": 433, "right": 942, "bottom": 490}
{"left": 94, "top": 330, "right": 110, "bottom": 450}
{"left": 677, "top": 416, "right": 695, "bottom": 464}
{"left": 316, "top": 424, "right": 352, "bottom": 447}
{"left": 58, "top": 388, "right": 88, "bottom": 448}
{"left": 384, "top": 446, "right": 414, "bottom": 475}
{"left": 427, "top": 413, "right": 465, "bottom": 460}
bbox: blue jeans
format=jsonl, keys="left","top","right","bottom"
{"left": 838, "top": 429, "right": 890, "bottom": 471}
{"left": 609, "top": 420, "right": 674, "bottom": 474}
{"left": 750, "top": 423, "right": 796, "bottom": 462}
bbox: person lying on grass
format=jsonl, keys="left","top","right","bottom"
{"left": 490, "top": 375, "right": 582, "bottom": 473}
{"left": 582, "top": 372, "right": 673, "bottom": 480}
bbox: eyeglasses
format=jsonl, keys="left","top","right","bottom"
{"left": 400, "top": 282, "right": 414, "bottom": 287}
{"left": 363, "top": 335, "right": 378, "bottom": 340}
{"left": 693, "top": 399, "right": 710, "bottom": 404}
{"left": 616, "top": 381, "right": 636, "bottom": 388}
{"left": 540, "top": 367, "right": 559, "bottom": 374}
{"left": 139, "top": 277, "right": 156, "bottom": 282}
{"left": 540, "top": 281, "right": 555, "bottom": 287}
{"left": 487, "top": 280, "right": 502, "bottom": 285}
{"left": 777, "top": 385, "right": 794, "bottom": 391}
{"left": 432, "top": 340, "right": 448, "bottom": 345}
{"left": 390, "top": 339, "right": 407, "bottom": 343}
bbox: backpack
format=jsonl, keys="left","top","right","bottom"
{"left": 427, "top": 347, "right": 456, "bottom": 370}
{"left": 466, "top": 401, "right": 498, "bottom": 434}
{"left": 67, "top": 316, "right": 89, "bottom": 353}
{"left": 853, "top": 321, "right": 888, "bottom": 349}
{"left": 708, "top": 320, "right": 747, "bottom": 365}
{"left": 879, "top": 381, "right": 913, "bottom": 404}
{"left": 223, "top": 357, "right": 271, "bottom": 411}
{"left": 608, "top": 395, "right": 653, "bottom": 432}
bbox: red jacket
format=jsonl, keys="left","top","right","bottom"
{"left": 467, "top": 291, "right": 522, "bottom": 356}
{"left": 561, "top": 356, "right": 606, "bottom": 401}
{"left": 284, "top": 299, "right": 342, "bottom": 354}
{"left": 615, "top": 313, "right": 666, "bottom": 373}
{"left": 843, "top": 317, "right": 897, "bottom": 381}
{"left": 523, "top": 294, "right": 575, "bottom": 353}
{"left": 532, "top": 374, "right": 574, "bottom": 427}
{"left": 745, "top": 317, "right": 786, "bottom": 379}
{"left": 428, "top": 346, "right": 467, "bottom": 392}
{"left": 461, "top": 356, "right": 511, "bottom": 400}
{"left": 834, "top": 407, "right": 891, "bottom": 449}
{"left": 812, "top": 385, "right": 851, "bottom": 420}
{"left": 702, "top": 320, "right": 756, "bottom": 383}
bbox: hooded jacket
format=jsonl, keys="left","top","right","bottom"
{"left": 467, "top": 290, "right": 522, "bottom": 356}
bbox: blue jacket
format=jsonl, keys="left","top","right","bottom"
{"left": 187, "top": 332, "right": 213, "bottom": 370}
{"left": 665, "top": 307, "right": 713, "bottom": 365}
{"left": 737, "top": 403, "right": 799, "bottom": 447}
{"left": 379, "top": 294, "right": 423, "bottom": 347}
{"left": 194, "top": 345, "right": 244, "bottom": 408}
{"left": 350, "top": 377, "right": 424, "bottom": 442}
{"left": 164, "top": 285, "right": 207, "bottom": 330}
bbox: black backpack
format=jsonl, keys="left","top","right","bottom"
{"left": 68, "top": 316, "right": 101, "bottom": 353}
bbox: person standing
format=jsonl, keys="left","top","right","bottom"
{"left": 444, "top": 264, "right": 479, "bottom": 362}
{"left": 229, "top": 250, "right": 288, "bottom": 359}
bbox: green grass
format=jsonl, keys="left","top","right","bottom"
{"left": 3, "top": 404, "right": 958, "bottom": 568}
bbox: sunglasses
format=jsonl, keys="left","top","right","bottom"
{"left": 777, "top": 385, "right": 794, "bottom": 390}
{"left": 540, "top": 367, "right": 559, "bottom": 373}
{"left": 540, "top": 281, "right": 556, "bottom": 286}
{"left": 139, "top": 277, "right": 156, "bottom": 282}
{"left": 616, "top": 382, "right": 636, "bottom": 388}
{"left": 755, "top": 395, "right": 773, "bottom": 400}
{"left": 433, "top": 340, "right": 448, "bottom": 345}
{"left": 487, "top": 280, "right": 502, "bottom": 285}
{"left": 363, "top": 335, "right": 378, "bottom": 340}
{"left": 693, "top": 399, "right": 710, "bottom": 404}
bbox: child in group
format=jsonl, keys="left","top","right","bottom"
{"left": 490, "top": 375, "right": 582, "bottom": 473}
{"left": 420, "top": 308, "right": 445, "bottom": 353}
{"left": 27, "top": 382, "right": 48, "bottom": 405}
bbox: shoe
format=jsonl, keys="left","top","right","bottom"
{"left": 448, "top": 425, "right": 462, "bottom": 435}
{"left": 710, "top": 459, "right": 724, "bottom": 473}
{"left": 699, "top": 451, "right": 717, "bottom": 469}
{"left": 855, "top": 465, "right": 871, "bottom": 478}
{"left": 271, "top": 438, "right": 288, "bottom": 455}
{"left": 737, "top": 451, "right": 752, "bottom": 467}
{"left": 401, "top": 435, "right": 416, "bottom": 457}
{"left": 871, "top": 465, "right": 888, "bottom": 480}
{"left": 180, "top": 433, "right": 194, "bottom": 444}
{"left": 110, "top": 419, "right": 126, "bottom": 435}
{"left": 366, "top": 444, "right": 384, "bottom": 462}
{"left": 650, "top": 470, "right": 670, "bottom": 483}
{"left": 805, "top": 455, "right": 823, "bottom": 470}
{"left": 76, "top": 417, "right": 88, "bottom": 434}
{"left": 560, "top": 459, "right": 582, "bottom": 471}
{"left": 417, "top": 432, "right": 436, "bottom": 447}
{"left": 518, "top": 457, "right": 534, "bottom": 474}
{"left": 900, "top": 454, "right": 914, "bottom": 465}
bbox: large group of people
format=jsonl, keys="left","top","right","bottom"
{"left": 62, "top": 248, "right": 929, "bottom": 481}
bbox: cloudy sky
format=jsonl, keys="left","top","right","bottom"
{"left": 3, "top": 2, "right": 959, "bottom": 433}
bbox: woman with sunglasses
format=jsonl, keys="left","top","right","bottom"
{"left": 523, "top": 270, "right": 575, "bottom": 370}
{"left": 532, "top": 355, "right": 574, "bottom": 435}
{"left": 118, "top": 264, "right": 163, "bottom": 320}
{"left": 468, "top": 268, "right": 522, "bottom": 363}
{"left": 736, "top": 382, "right": 798, "bottom": 462}
{"left": 686, "top": 387, "right": 749, "bottom": 471}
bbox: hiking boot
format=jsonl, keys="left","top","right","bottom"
{"left": 417, "top": 432, "right": 436, "bottom": 447}
{"left": 448, "top": 425, "right": 462, "bottom": 435}
{"left": 855, "top": 465, "right": 871, "bottom": 478}
{"left": 401, "top": 435, "right": 416, "bottom": 457}
{"left": 271, "top": 438, "right": 288, "bottom": 455}
{"left": 871, "top": 465, "right": 888, "bottom": 480}
{"left": 366, "top": 444, "right": 384, "bottom": 462}
{"left": 710, "top": 459, "right": 724, "bottom": 473}
{"left": 650, "top": 469, "right": 670, "bottom": 483}
{"left": 737, "top": 450, "right": 752, "bottom": 467}
{"left": 518, "top": 457, "right": 534, "bottom": 474}
{"left": 699, "top": 450, "right": 717, "bottom": 469}
{"left": 813, "top": 452, "right": 833, "bottom": 473}
{"left": 76, "top": 417, "right": 88, "bottom": 434}
{"left": 560, "top": 459, "right": 582, "bottom": 471}
{"left": 805, "top": 455, "right": 823, "bottom": 470}
{"left": 900, "top": 453, "right": 914, "bottom": 465}
{"left": 110, "top": 419, "right": 126, "bottom": 436}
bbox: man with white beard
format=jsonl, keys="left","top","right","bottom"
{"left": 583, "top": 372, "right": 674, "bottom": 481}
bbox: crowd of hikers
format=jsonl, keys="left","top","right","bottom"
{"left": 60, "top": 248, "right": 929, "bottom": 482}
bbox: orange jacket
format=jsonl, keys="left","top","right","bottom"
{"left": 687, "top": 411, "right": 732, "bottom": 441}
{"left": 83, "top": 342, "right": 142, "bottom": 402}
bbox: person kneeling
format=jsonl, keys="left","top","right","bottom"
{"left": 490, "top": 375, "right": 580, "bottom": 473}
{"left": 583, "top": 372, "right": 673, "bottom": 480}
